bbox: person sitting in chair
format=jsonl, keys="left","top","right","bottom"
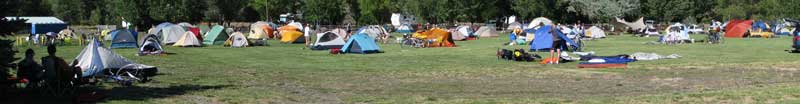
{"left": 41, "top": 45, "right": 74, "bottom": 85}
{"left": 17, "top": 49, "right": 43, "bottom": 87}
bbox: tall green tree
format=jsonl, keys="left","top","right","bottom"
{"left": 248, "top": 0, "right": 298, "bottom": 21}
{"left": 301, "top": 0, "right": 345, "bottom": 24}
{"left": 0, "top": 0, "right": 28, "bottom": 81}
{"left": 565, "top": 0, "right": 640, "bottom": 23}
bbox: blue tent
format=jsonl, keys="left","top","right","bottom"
{"left": 109, "top": 29, "right": 138, "bottom": 48}
{"left": 341, "top": 33, "right": 381, "bottom": 54}
{"left": 525, "top": 25, "right": 579, "bottom": 51}
{"left": 396, "top": 24, "right": 414, "bottom": 33}
{"left": 752, "top": 21, "right": 769, "bottom": 31}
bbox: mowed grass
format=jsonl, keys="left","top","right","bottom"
{"left": 12, "top": 33, "right": 800, "bottom": 103}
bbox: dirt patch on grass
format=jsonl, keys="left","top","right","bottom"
{"left": 291, "top": 64, "right": 800, "bottom": 102}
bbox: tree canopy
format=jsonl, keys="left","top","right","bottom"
{"left": 2, "top": 0, "right": 800, "bottom": 27}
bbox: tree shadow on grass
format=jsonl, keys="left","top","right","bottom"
{"left": 0, "top": 84, "right": 231, "bottom": 103}
{"left": 102, "top": 84, "right": 232, "bottom": 102}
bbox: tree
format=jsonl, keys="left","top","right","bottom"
{"left": 0, "top": 0, "right": 28, "bottom": 82}
{"left": 248, "top": 0, "right": 297, "bottom": 21}
{"left": 301, "top": 0, "right": 345, "bottom": 24}
{"left": 48, "top": 0, "right": 83, "bottom": 24}
{"left": 566, "top": 0, "right": 640, "bottom": 23}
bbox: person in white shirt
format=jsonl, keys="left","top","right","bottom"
{"left": 121, "top": 17, "right": 131, "bottom": 29}
{"left": 304, "top": 24, "right": 311, "bottom": 46}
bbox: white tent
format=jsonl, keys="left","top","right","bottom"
{"left": 288, "top": 22, "right": 304, "bottom": 31}
{"left": 585, "top": 26, "right": 607, "bottom": 38}
{"left": 311, "top": 29, "right": 346, "bottom": 50}
{"left": 507, "top": 16, "right": 517, "bottom": 24}
{"left": 360, "top": 25, "right": 390, "bottom": 38}
{"left": 226, "top": 32, "right": 248, "bottom": 47}
{"left": 396, "top": 25, "right": 414, "bottom": 33}
{"left": 177, "top": 22, "right": 193, "bottom": 28}
{"left": 526, "top": 17, "right": 554, "bottom": 29}
{"left": 249, "top": 21, "right": 271, "bottom": 39}
{"left": 476, "top": 26, "right": 499, "bottom": 37}
{"left": 172, "top": 31, "right": 201, "bottom": 47}
{"left": 507, "top": 22, "right": 522, "bottom": 30}
{"left": 391, "top": 13, "right": 402, "bottom": 27}
{"left": 615, "top": 17, "right": 646, "bottom": 31}
{"left": 451, "top": 26, "right": 472, "bottom": 40}
{"left": 74, "top": 39, "right": 134, "bottom": 77}
{"left": 161, "top": 25, "right": 186, "bottom": 44}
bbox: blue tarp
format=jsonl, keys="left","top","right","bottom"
{"left": 31, "top": 23, "right": 67, "bottom": 34}
{"left": 526, "top": 25, "right": 579, "bottom": 51}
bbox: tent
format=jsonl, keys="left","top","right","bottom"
{"left": 177, "top": 22, "right": 193, "bottom": 28}
{"left": 527, "top": 17, "right": 554, "bottom": 29}
{"left": 139, "top": 34, "right": 164, "bottom": 55}
{"left": 452, "top": 25, "right": 473, "bottom": 40}
{"left": 476, "top": 26, "right": 499, "bottom": 37}
{"left": 248, "top": 21, "right": 274, "bottom": 39}
{"left": 752, "top": 21, "right": 770, "bottom": 32}
{"left": 74, "top": 39, "right": 155, "bottom": 77}
{"left": 526, "top": 25, "right": 579, "bottom": 51}
{"left": 724, "top": 20, "right": 754, "bottom": 38}
{"left": 172, "top": 31, "right": 202, "bottom": 47}
{"left": 396, "top": 24, "right": 414, "bottom": 33}
{"left": 198, "top": 24, "right": 210, "bottom": 35}
{"left": 203, "top": 25, "right": 228, "bottom": 45}
{"left": 288, "top": 22, "right": 304, "bottom": 31}
{"left": 507, "top": 22, "right": 522, "bottom": 30}
{"left": 663, "top": 23, "right": 691, "bottom": 41}
{"left": 360, "top": 25, "right": 390, "bottom": 38}
{"left": 413, "top": 28, "right": 456, "bottom": 47}
{"left": 109, "top": 29, "right": 138, "bottom": 48}
{"left": 225, "top": 32, "right": 249, "bottom": 47}
{"left": 279, "top": 30, "right": 304, "bottom": 43}
{"left": 149, "top": 22, "right": 172, "bottom": 35}
{"left": 585, "top": 26, "right": 606, "bottom": 38}
{"left": 615, "top": 17, "right": 646, "bottom": 32}
{"left": 188, "top": 27, "right": 202, "bottom": 41}
{"left": 57, "top": 29, "right": 74, "bottom": 39}
{"left": 310, "top": 29, "right": 347, "bottom": 50}
{"left": 160, "top": 24, "right": 186, "bottom": 44}
{"left": 341, "top": 33, "right": 381, "bottom": 54}
{"left": 391, "top": 13, "right": 402, "bottom": 27}
{"left": 5, "top": 17, "right": 67, "bottom": 35}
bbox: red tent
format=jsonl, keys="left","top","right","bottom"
{"left": 724, "top": 20, "right": 753, "bottom": 38}
{"left": 189, "top": 27, "right": 203, "bottom": 41}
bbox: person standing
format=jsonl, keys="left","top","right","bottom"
{"left": 304, "top": 24, "right": 312, "bottom": 46}
{"left": 549, "top": 26, "right": 566, "bottom": 64}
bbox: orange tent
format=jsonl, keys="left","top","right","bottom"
{"left": 724, "top": 20, "right": 753, "bottom": 38}
{"left": 412, "top": 28, "right": 456, "bottom": 47}
{"left": 263, "top": 25, "right": 274, "bottom": 38}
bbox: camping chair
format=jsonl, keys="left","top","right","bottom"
{"left": 41, "top": 66, "right": 79, "bottom": 96}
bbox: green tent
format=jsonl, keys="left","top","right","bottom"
{"left": 203, "top": 25, "right": 228, "bottom": 45}
{"left": 198, "top": 24, "right": 210, "bottom": 36}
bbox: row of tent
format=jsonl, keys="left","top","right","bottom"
{"left": 507, "top": 17, "right": 607, "bottom": 39}
{"left": 723, "top": 20, "right": 797, "bottom": 38}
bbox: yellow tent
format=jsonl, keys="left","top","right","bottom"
{"left": 279, "top": 30, "right": 303, "bottom": 43}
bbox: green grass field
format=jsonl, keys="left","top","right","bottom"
{"left": 11, "top": 33, "right": 800, "bottom": 103}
